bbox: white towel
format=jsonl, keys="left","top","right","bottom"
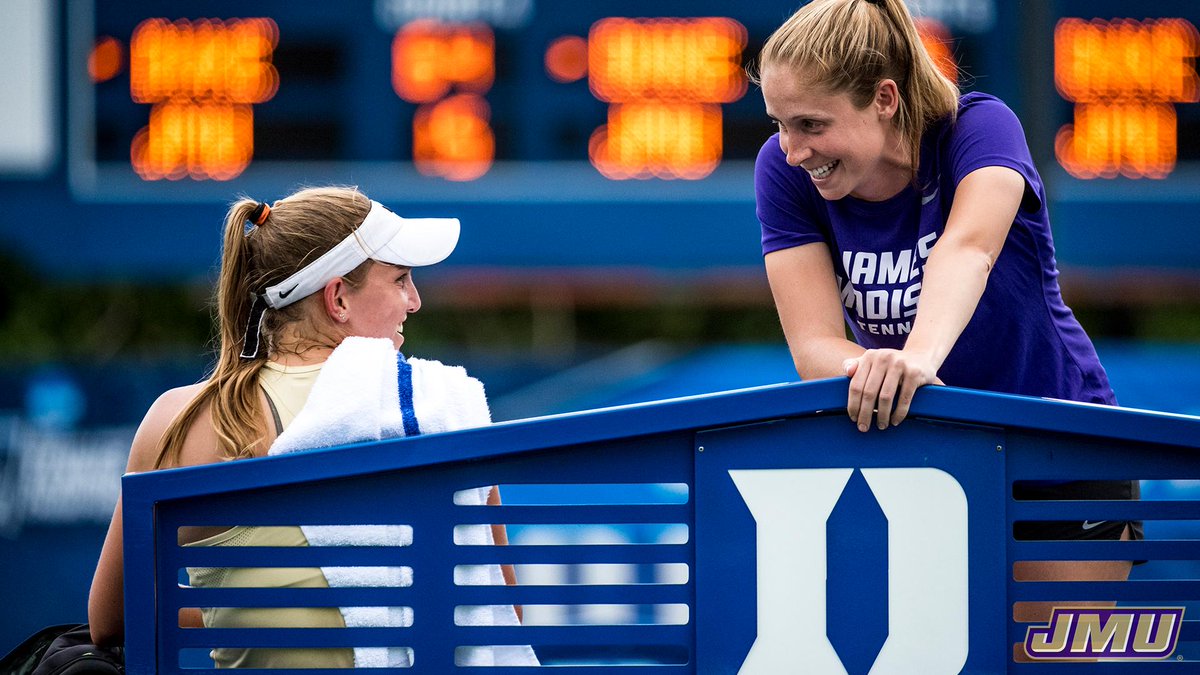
{"left": 268, "top": 336, "right": 538, "bottom": 667}
{"left": 270, "top": 337, "right": 407, "bottom": 455}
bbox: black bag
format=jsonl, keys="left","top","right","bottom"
{"left": 1, "top": 624, "right": 125, "bottom": 675}
{"left": 0, "top": 623, "right": 78, "bottom": 675}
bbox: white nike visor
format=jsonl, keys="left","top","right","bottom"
{"left": 262, "top": 201, "right": 460, "bottom": 309}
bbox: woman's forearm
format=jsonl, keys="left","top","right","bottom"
{"left": 902, "top": 241, "right": 995, "bottom": 371}
{"left": 903, "top": 165, "right": 1021, "bottom": 370}
{"left": 788, "top": 334, "right": 866, "bottom": 381}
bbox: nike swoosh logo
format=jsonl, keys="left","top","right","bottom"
{"left": 278, "top": 284, "right": 299, "bottom": 299}
{"left": 921, "top": 187, "right": 939, "bottom": 205}
{"left": 1081, "top": 520, "right": 1107, "bottom": 530}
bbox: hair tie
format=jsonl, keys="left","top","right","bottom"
{"left": 249, "top": 202, "right": 271, "bottom": 226}
{"left": 239, "top": 293, "right": 269, "bottom": 359}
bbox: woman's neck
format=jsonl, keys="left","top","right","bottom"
{"left": 270, "top": 348, "right": 331, "bottom": 366}
{"left": 856, "top": 132, "right": 916, "bottom": 202}
{"left": 269, "top": 331, "right": 337, "bottom": 366}
{"left": 853, "top": 165, "right": 913, "bottom": 202}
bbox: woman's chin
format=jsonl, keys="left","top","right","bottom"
{"left": 810, "top": 173, "right": 844, "bottom": 199}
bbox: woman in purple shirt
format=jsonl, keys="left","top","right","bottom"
{"left": 753, "top": 0, "right": 1136, "bottom": 658}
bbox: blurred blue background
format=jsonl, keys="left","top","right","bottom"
{"left": 2, "top": 0, "right": 1199, "bottom": 657}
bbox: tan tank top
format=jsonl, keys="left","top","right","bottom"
{"left": 186, "top": 361, "right": 355, "bottom": 669}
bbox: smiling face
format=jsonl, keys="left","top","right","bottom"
{"left": 341, "top": 261, "right": 422, "bottom": 349}
{"left": 761, "top": 66, "right": 911, "bottom": 202}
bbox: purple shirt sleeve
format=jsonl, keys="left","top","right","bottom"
{"left": 946, "top": 95, "right": 1044, "bottom": 213}
{"left": 755, "top": 134, "right": 828, "bottom": 256}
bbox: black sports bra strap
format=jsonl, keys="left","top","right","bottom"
{"left": 261, "top": 387, "right": 284, "bottom": 435}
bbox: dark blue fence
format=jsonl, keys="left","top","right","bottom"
{"left": 121, "top": 379, "right": 1200, "bottom": 672}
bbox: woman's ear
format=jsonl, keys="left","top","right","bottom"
{"left": 323, "top": 277, "right": 349, "bottom": 323}
{"left": 875, "top": 79, "right": 900, "bottom": 119}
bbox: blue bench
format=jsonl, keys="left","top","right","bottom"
{"left": 121, "top": 378, "right": 1200, "bottom": 672}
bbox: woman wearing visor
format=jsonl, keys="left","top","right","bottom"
{"left": 86, "top": 187, "right": 467, "bottom": 666}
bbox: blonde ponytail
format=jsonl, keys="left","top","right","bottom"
{"left": 154, "top": 200, "right": 270, "bottom": 468}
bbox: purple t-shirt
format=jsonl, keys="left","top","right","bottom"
{"left": 756, "top": 92, "right": 1115, "bottom": 404}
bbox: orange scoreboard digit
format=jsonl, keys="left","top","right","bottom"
{"left": 126, "top": 18, "right": 279, "bottom": 180}
{"left": 1054, "top": 17, "right": 1200, "bottom": 179}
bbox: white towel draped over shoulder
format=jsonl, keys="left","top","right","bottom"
{"left": 270, "top": 337, "right": 408, "bottom": 455}
{"left": 267, "top": 336, "right": 538, "bottom": 668}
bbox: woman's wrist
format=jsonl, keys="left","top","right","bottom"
{"left": 899, "top": 341, "right": 947, "bottom": 373}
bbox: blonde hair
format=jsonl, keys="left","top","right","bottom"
{"left": 754, "top": 0, "right": 959, "bottom": 177}
{"left": 154, "top": 187, "right": 372, "bottom": 469}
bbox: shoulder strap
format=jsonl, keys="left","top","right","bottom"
{"left": 261, "top": 386, "right": 284, "bottom": 435}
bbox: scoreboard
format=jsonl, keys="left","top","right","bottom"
{"left": 75, "top": 0, "right": 1200, "bottom": 189}
{"left": 102, "top": 14, "right": 750, "bottom": 183}
{"left": 2, "top": 0, "right": 1198, "bottom": 280}
{"left": 77, "top": 1, "right": 834, "bottom": 201}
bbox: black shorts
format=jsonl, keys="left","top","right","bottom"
{"left": 1012, "top": 479, "right": 1144, "bottom": 542}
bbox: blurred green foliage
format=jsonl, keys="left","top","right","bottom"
{"left": 1, "top": 252, "right": 1197, "bottom": 365}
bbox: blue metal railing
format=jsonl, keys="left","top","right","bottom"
{"left": 121, "top": 379, "right": 1200, "bottom": 673}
